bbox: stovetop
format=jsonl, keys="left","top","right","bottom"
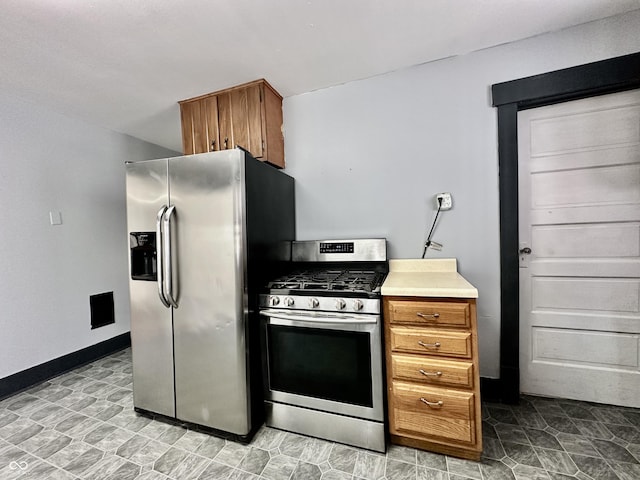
{"left": 260, "top": 239, "right": 388, "bottom": 312}
{"left": 265, "top": 268, "right": 386, "bottom": 296}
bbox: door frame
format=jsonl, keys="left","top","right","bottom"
{"left": 490, "top": 51, "right": 640, "bottom": 403}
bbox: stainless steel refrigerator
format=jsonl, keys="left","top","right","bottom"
{"left": 125, "top": 148, "right": 295, "bottom": 439}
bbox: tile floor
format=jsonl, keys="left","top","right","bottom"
{"left": 0, "top": 348, "right": 639, "bottom": 479}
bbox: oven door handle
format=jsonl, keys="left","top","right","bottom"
{"left": 259, "top": 309, "right": 378, "bottom": 325}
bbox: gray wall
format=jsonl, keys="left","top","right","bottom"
{"left": 1, "top": 10, "right": 638, "bottom": 382}
{"left": 283, "top": 11, "right": 640, "bottom": 378}
{"left": 0, "top": 92, "right": 177, "bottom": 379}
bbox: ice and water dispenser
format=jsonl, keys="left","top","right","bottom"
{"left": 130, "top": 232, "right": 157, "bottom": 281}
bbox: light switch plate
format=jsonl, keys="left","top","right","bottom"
{"left": 49, "top": 211, "right": 62, "bottom": 225}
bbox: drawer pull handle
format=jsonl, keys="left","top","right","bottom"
{"left": 420, "top": 398, "right": 444, "bottom": 408}
{"left": 416, "top": 312, "right": 440, "bottom": 319}
{"left": 418, "top": 341, "right": 441, "bottom": 349}
{"left": 419, "top": 369, "right": 442, "bottom": 377}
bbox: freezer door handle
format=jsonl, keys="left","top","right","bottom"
{"left": 156, "top": 205, "right": 170, "bottom": 308}
{"left": 163, "top": 205, "right": 179, "bottom": 308}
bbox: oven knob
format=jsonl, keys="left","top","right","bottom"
{"left": 309, "top": 298, "right": 320, "bottom": 308}
{"left": 284, "top": 297, "right": 295, "bottom": 307}
{"left": 269, "top": 296, "right": 280, "bottom": 307}
{"left": 335, "top": 299, "right": 346, "bottom": 310}
{"left": 353, "top": 299, "right": 364, "bottom": 311}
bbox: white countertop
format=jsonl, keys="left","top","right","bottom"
{"left": 381, "top": 259, "right": 478, "bottom": 298}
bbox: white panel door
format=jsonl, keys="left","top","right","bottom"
{"left": 518, "top": 89, "right": 640, "bottom": 407}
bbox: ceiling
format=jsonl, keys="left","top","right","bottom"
{"left": 2, "top": 1, "right": 638, "bottom": 153}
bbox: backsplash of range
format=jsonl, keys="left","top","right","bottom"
{"left": 258, "top": 239, "right": 388, "bottom": 452}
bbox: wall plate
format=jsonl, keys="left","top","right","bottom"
{"left": 436, "top": 193, "right": 452, "bottom": 210}
{"left": 49, "top": 210, "right": 62, "bottom": 225}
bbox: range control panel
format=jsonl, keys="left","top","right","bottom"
{"left": 292, "top": 239, "right": 386, "bottom": 262}
{"left": 259, "top": 294, "right": 380, "bottom": 314}
{"left": 319, "top": 242, "right": 354, "bottom": 254}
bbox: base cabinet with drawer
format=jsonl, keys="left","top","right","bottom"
{"left": 383, "top": 296, "right": 482, "bottom": 460}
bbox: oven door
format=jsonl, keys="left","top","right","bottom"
{"left": 259, "top": 308, "right": 384, "bottom": 422}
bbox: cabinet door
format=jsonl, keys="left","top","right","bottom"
{"left": 180, "top": 101, "right": 198, "bottom": 155}
{"left": 225, "top": 85, "right": 264, "bottom": 157}
{"left": 180, "top": 100, "right": 219, "bottom": 155}
{"left": 218, "top": 92, "right": 233, "bottom": 151}
{"left": 203, "top": 96, "right": 220, "bottom": 152}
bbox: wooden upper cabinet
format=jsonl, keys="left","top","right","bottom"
{"left": 179, "top": 79, "right": 285, "bottom": 168}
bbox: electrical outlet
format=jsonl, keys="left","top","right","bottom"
{"left": 436, "top": 193, "right": 452, "bottom": 210}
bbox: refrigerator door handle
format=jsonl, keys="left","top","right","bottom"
{"left": 163, "top": 205, "right": 179, "bottom": 308}
{"left": 156, "top": 205, "right": 170, "bottom": 308}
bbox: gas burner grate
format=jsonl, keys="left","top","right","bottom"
{"left": 266, "top": 268, "right": 386, "bottom": 294}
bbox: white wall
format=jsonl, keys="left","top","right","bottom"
{"left": 283, "top": 11, "right": 640, "bottom": 378}
{"left": 0, "top": 93, "right": 176, "bottom": 379}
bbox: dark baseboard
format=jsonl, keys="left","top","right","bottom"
{"left": 0, "top": 332, "right": 131, "bottom": 401}
{"left": 480, "top": 377, "right": 502, "bottom": 403}
{"left": 481, "top": 375, "right": 521, "bottom": 404}
{"left": 499, "top": 365, "right": 521, "bottom": 404}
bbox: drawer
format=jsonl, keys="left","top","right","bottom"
{"left": 391, "top": 353, "right": 474, "bottom": 388}
{"left": 388, "top": 300, "right": 470, "bottom": 328}
{"left": 390, "top": 327, "right": 472, "bottom": 359}
{"left": 391, "top": 381, "right": 476, "bottom": 445}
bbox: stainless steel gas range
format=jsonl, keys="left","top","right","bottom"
{"left": 258, "top": 239, "right": 388, "bottom": 452}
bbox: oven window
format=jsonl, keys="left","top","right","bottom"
{"left": 267, "top": 325, "right": 373, "bottom": 407}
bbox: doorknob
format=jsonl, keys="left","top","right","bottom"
{"left": 519, "top": 247, "right": 532, "bottom": 254}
